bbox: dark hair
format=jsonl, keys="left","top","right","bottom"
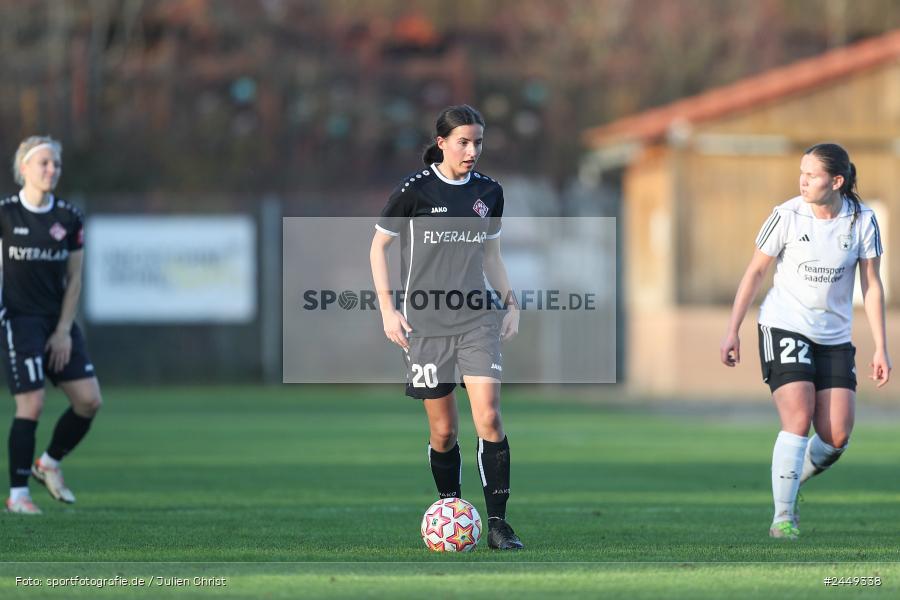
{"left": 422, "top": 104, "right": 485, "bottom": 166}
{"left": 804, "top": 142, "right": 860, "bottom": 222}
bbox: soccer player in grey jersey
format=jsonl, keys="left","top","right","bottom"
{"left": 370, "top": 105, "right": 524, "bottom": 549}
{"left": 1, "top": 136, "right": 103, "bottom": 514}
{"left": 721, "top": 143, "right": 890, "bottom": 540}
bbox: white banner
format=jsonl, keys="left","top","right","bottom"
{"left": 85, "top": 216, "right": 256, "bottom": 323}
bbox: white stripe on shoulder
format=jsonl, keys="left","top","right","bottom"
{"left": 375, "top": 224, "right": 399, "bottom": 237}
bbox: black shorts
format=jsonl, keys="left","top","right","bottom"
{"left": 1, "top": 315, "right": 96, "bottom": 395}
{"left": 757, "top": 325, "right": 856, "bottom": 393}
{"left": 404, "top": 323, "right": 502, "bottom": 400}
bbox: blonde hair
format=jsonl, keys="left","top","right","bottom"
{"left": 13, "top": 135, "right": 62, "bottom": 186}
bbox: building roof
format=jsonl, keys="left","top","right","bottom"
{"left": 583, "top": 29, "right": 900, "bottom": 148}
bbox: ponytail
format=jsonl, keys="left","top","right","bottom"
{"left": 844, "top": 162, "right": 860, "bottom": 225}
{"left": 422, "top": 143, "right": 443, "bottom": 166}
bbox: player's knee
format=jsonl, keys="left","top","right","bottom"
{"left": 828, "top": 432, "right": 850, "bottom": 449}
{"left": 75, "top": 393, "right": 102, "bottom": 417}
{"left": 430, "top": 423, "right": 458, "bottom": 448}
{"left": 474, "top": 408, "right": 502, "bottom": 433}
{"left": 15, "top": 391, "right": 45, "bottom": 420}
{"left": 19, "top": 405, "right": 43, "bottom": 420}
{"left": 786, "top": 413, "right": 813, "bottom": 434}
{"left": 87, "top": 394, "right": 103, "bottom": 415}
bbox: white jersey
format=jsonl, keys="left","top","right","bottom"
{"left": 756, "top": 196, "right": 883, "bottom": 345}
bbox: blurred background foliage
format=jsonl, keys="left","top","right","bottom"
{"left": 0, "top": 0, "right": 898, "bottom": 199}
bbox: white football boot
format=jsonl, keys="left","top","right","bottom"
{"left": 32, "top": 458, "right": 76, "bottom": 504}
{"left": 5, "top": 496, "right": 42, "bottom": 515}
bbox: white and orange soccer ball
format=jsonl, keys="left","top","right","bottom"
{"left": 420, "top": 497, "right": 482, "bottom": 552}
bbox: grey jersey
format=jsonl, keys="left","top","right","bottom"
{"left": 377, "top": 165, "right": 504, "bottom": 337}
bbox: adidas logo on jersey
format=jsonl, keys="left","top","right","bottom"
{"left": 490, "top": 363, "right": 502, "bottom": 372}
{"left": 13, "top": 227, "right": 28, "bottom": 235}
{"left": 799, "top": 234, "right": 810, "bottom": 242}
{"left": 431, "top": 206, "right": 448, "bottom": 213}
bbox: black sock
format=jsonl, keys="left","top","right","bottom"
{"left": 8, "top": 418, "right": 37, "bottom": 487}
{"left": 46, "top": 408, "right": 93, "bottom": 461}
{"left": 478, "top": 436, "right": 510, "bottom": 520}
{"left": 429, "top": 443, "right": 462, "bottom": 499}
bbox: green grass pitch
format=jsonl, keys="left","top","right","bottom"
{"left": 1, "top": 384, "right": 899, "bottom": 598}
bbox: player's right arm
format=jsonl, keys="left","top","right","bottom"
{"left": 372, "top": 177, "right": 419, "bottom": 349}
{"left": 721, "top": 248, "right": 777, "bottom": 367}
{"left": 370, "top": 231, "right": 412, "bottom": 349}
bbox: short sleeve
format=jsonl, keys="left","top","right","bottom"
{"left": 68, "top": 212, "right": 84, "bottom": 251}
{"left": 376, "top": 186, "right": 415, "bottom": 237}
{"left": 859, "top": 212, "right": 884, "bottom": 259}
{"left": 755, "top": 209, "right": 785, "bottom": 257}
{"left": 485, "top": 186, "right": 503, "bottom": 240}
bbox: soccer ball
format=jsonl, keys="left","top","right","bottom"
{"left": 420, "top": 497, "right": 482, "bottom": 552}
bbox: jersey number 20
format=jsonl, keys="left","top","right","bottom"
{"left": 779, "top": 338, "right": 812, "bottom": 365}
{"left": 411, "top": 363, "right": 438, "bottom": 388}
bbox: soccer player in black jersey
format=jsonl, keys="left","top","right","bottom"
{"left": 2, "top": 136, "right": 102, "bottom": 514}
{"left": 370, "top": 105, "right": 524, "bottom": 549}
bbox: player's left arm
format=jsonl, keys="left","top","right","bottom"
{"left": 859, "top": 255, "right": 891, "bottom": 387}
{"left": 483, "top": 238, "right": 518, "bottom": 341}
{"left": 46, "top": 249, "right": 83, "bottom": 372}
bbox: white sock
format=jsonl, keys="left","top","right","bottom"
{"left": 38, "top": 452, "right": 59, "bottom": 469}
{"left": 9, "top": 486, "right": 31, "bottom": 502}
{"left": 771, "top": 431, "right": 808, "bottom": 522}
{"left": 800, "top": 434, "right": 846, "bottom": 485}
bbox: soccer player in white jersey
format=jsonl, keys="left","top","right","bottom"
{"left": 721, "top": 142, "right": 890, "bottom": 539}
{"left": 1, "top": 136, "right": 103, "bottom": 514}
{"left": 370, "top": 105, "right": 524, "bottom": 549}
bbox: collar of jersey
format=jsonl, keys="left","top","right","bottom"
{"left": 18, "top": 190, "right": 54, "bottom": 214}
{"left": 431, "top": 163, "right": 470, "bottom": 186}
{"left": 803, "top": 195, "right": 851, "bottom": 220}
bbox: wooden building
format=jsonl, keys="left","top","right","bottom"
{"left": 583, "top": 30, "right": 900, "bottom": 397}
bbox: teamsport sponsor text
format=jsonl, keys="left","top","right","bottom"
{"left": 798, "top": 261, "right": 846, "bottom": 284}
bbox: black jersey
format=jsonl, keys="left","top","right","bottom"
{"left": 376, "top": 164, "right": 504, "bottom": 337}
{"left": 0, "top": 193, "right": 84, "bottom": 318}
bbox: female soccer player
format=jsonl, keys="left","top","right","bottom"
{"left": 2, "top": 136, "right": 103, "bottom": 514}
{"left": 721, "top": 142, "right": 890, "bottom": 539}
{"left": 370, "top": 105, "right": 524, "bottom": 549}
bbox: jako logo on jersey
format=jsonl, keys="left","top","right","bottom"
{"left": 473, "top": 199, "right": 489, "bottom": 218}
{"left": 49, "top": 222, "right": 66, "bottom": 241}
{"left": 13, "top": 227, "right": 28, "bottom": 235}
{"left": 431, "top": 206, "right": 448, "bottom": 213}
